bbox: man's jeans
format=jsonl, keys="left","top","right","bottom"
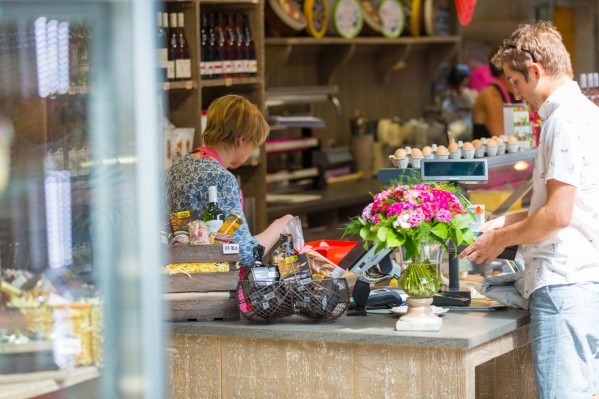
{"left": 530, "top": 283, "right": 599, "bottom": 399}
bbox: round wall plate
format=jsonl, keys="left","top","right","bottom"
{"left": 377, "top": 0, "right": 405, "bottom": 39}
{"left": 305, "top": 0, "right": 329, "bottom": 38}
{"left": 329, "top": 0, "right": 364, "bottom": 39}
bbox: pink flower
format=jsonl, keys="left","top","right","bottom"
{"left": 407, "top": 208, "right": 425, "bottom": 227}
{"left": 436, "top": 209, "right": 452, "bottom": 222}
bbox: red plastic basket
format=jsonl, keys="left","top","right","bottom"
{"left": 304, "top": 240, "right": 358, "bottom": 265}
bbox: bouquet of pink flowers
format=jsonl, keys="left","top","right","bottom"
{"left": 345, "top": 183, "right": 475, "bottom": 261}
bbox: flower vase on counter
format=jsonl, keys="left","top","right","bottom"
{"left": 345, "top": 181, "right": 475, "bottom": 332}
{"left": 397, "top": 242, "right": 443, "bottom": 331}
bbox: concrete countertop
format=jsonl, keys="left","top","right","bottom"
{"left": 169, "top": 308, "right": 530, "bottom": 350}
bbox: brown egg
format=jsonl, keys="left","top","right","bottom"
{"left": 486, "top": 139, "right": 497, "bottom": 147}
{"left": 448, "top": 142, "right": 459, "bottom": 152}
{"left": 462, "top": 142, "right": 474, "bottom": 150}
{"left": 411, "top": 148, "right": 423, "bottom": 158}
{"left": 472, "top": 139, "right": 483, "bottom": 148}
{"left": 507, "top": 135, "right": 518, "bottom": 143}
{"left": 422, "top": 146, "right": 433, "bottom": 156}
{"left": 436, "top": 145, "right": 449, "bottom": 155}
{"left": 394, "top": 148, "right": 407, "bottom": 158}
{"left": 493, "top": 136, "right": 504, "bottom": 145}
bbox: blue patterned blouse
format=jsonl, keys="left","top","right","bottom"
{"left": 166, "top": 154, "right": 258, "bottom": 265}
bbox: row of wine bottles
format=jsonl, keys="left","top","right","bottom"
{"left": 200, "top": 12, "right": 257, "bottom": 80}
{"left": 156, "top": 11, "right": 257, "bottom": 82}
{"left": 580, "top": 72, "right": 599, "bottom": 106}
{"left": 157, "top": 12, "right": 191, "bottom": 81}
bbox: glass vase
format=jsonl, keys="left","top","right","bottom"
{"left": 398, "top": 242, "right": 443, "bottom": 299}
{"left": 396, "top": 242, "right": 444, "bottom": 332}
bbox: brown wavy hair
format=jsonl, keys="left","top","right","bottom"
{"left": 492, "top": 20, "right": 573, "bottom": 82}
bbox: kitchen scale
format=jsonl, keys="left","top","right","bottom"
{"left": 343, "top": 158, "right": 491, "bottom": 316}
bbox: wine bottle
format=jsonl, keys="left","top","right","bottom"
{"left": 208, "top": 13, "right": 222, "bottom": 79}
{"left": 225, "top": 13, "right": 239, "bottom": 78}
{"left": 203, "top": 185, "right": 225, "bottom": 233}
{"left": 233, "top": 13, "right": 246, "bottom": 77}
{"left": 219, "top": 13, "right": 233, "bottom": 78}
{"left": 165, "top": 13, "right": 175, "bottom": 81}
{"left": 243, "top": 14, "right": 257, "bottom": 77}
{"left": 169, "top": 13, "right": 179, "bottom": 81}
{"left": 175, "top": 12, "right": 191, "bottom": 81}
{"left": 200, "top": 13, "right": 211, "bottom": 79}
{"left": 157, "top": 12, "right": 168, "bottom": 81}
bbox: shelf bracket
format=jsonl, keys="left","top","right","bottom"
{"left": 375, "top": 43, "right": 413, "bottom": 85}
{"left": 426, "top": 42, "right": 459, "bottom": 77}
{"left": 317, "top": 44, "right": 355, "bottom": 86}
{"left": 265, "top": 44, "right": 292, "bottom": 86}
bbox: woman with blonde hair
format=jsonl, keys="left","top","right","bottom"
{"left": 167, "top": 95, "right": 293, "bottom": 265}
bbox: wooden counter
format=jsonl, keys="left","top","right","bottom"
{"left": 166, "top": 309, "right": 536, "bottom": 398}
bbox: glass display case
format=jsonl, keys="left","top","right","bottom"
{"left": 0, "top": 1, "right": 165, "bottom": 397}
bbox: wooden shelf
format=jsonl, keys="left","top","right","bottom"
{"left": 264, "top": 36, "right": 461, "bottom": 46}
{"left": 200, "top": 76, "right": 261, "bottom": 88}
{"left": 162, "top": 80, "right": 197, "bottom": 91}
{"left": 199, "top": 0, "right": 259, "bottom": 4}
{"left": 265, "top": 35, "right": 460, "bottom": 85}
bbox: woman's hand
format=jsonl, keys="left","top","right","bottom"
{"left": 255, "top": 214, "right": 295, "bottom": 253}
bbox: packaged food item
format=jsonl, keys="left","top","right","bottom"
{"left": 212, "top": 212, "right": 244, "bottom": 244}
{"left": 217, "top": 212, "right": 243, "bottom": 236}
{"left": 249, "top": 244, "right": 280, "bottom": 287}
{"left": 169, "top": 230, "right": 190, "bottom": 246}
{"left": 169, "top": 210, "right": 198, "bottom": 232}
{"left": 273, "top": 235, "right": 312, "bottom": 282}
{"left": 282, "top": 215, "right": 304, "bottom": 252}
{"left": 301, "top": 248, "right": 347, "bottom": 279}
{"left": 188, "top": 220, "right": 211, "bottom": 245}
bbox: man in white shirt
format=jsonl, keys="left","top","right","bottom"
{"left": 460, "top": 21, "right": 599, "bottom": 399}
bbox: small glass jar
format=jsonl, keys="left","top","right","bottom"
{"left": 217, "top": 213, "right": 243, "bottom": 236}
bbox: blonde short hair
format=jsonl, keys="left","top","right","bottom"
{"left": 202, "top": 95, "right": 269, "bottom": 149}
{"left": 492, "top": 20, "right": 573, "bottom": 81}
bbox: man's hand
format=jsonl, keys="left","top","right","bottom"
{"left": 459, "top": 230, "right": 506, "bottom": 264}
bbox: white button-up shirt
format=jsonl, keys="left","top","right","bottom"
{"left": 522, "top": 81, "right": 599, "bottom": 298}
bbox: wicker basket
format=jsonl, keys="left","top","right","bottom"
{"left": 237, "top": 278, "right": 350, "bottom": 322}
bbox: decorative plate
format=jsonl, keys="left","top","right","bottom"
{"left": 361, "top": 0, "right": 383, "bottom": 34}
{"left": 329, "top": 0, "right": 364, "bottom": 39}
{"left": 423, "top": 0, "right": 435, "bottom": 36}
{"left": 304, "top": 0, "right": 328, "bottom": 38}
{"left": 377, "top": 0, "right": 405, "bottom": 39}
{"left": 409, "top": 0, "right": 422, "bottom": 37}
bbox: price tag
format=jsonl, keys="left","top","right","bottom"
{"left": 222, "top": 243, "right": 239, "bottom": 254}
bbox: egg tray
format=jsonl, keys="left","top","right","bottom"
{"left": 237, "top": 278, "right": 350, "bottom": 322}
